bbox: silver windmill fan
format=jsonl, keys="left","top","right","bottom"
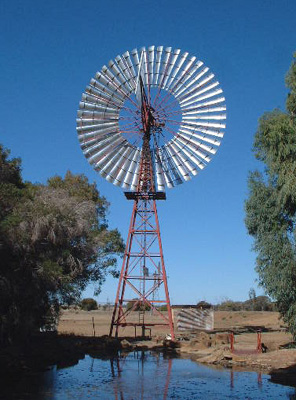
{"left": 77, "top": 46, "right": 226, "bottom": 191}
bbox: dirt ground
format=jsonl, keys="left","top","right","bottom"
{"left": 214, "top": 310, "right": 286, "bottom": 331}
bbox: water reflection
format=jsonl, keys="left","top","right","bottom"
{"left": 103, "top": 351, "right": 295, "bottom": 400}
{"left": 230, "top": 369, "right": 262, "bottom": 389}
{"left": 1, "top": 351, "right": 296, "bottom": 400}
{"left": 110, "top": 351, "right": 172, "bottom": 400}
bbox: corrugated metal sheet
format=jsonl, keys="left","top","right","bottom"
{"left": 175, "top": 308, "right": 214, "bottom": 331}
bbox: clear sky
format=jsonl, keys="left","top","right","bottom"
{"left": 1, "top": 0, "right": 296, "bottom": 305}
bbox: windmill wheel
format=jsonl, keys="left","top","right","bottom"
{"left": 77, "top": 46, "right": 226, "bottom": 191}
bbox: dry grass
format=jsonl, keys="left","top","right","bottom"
{"left": 214, "top": 311, "right": 285, "bottom": 330}
{"left": 58, "top": 309, "right": 172, "bottom": 337}
{"left": 58, "top": 310, "right": 292, "bottom": 346}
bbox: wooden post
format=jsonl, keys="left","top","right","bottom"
{"left": 92, "top": 317, "right": 95, "bottom": 337}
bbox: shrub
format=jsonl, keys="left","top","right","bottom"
{"left": 158, "top": 305, "right": 168, "bottom": 311}
{"left": 81, "top": 298, "right": 98, "bottom": 311}
{"left": 216, "top": 300, "right": 243, "bottom": 311}
{"left": 126, "top": 299, "right": 151, "bottom": 311}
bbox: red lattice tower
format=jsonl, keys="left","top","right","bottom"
{"left": 110, "top": 81, "right": 175, "bottom": 338}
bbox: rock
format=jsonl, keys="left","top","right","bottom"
{"left": 261, "top": 343, "right": 268, "bottom": 353}
{"left": 185, "top": 332, "right": 213, "bottom": 350}
{"left": 162, "top": 339, "right": 179, "bottom": 349}
{"left": 215, "top": 333, "right": 230, "bottom": 345}
{"left": 155, "top": 336, "right": 162, "bottom": 343}
{"left": 121, "top": 339, "right": 132, "bottom": 349}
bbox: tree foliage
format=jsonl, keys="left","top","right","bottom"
{"left": 0, "top": 148, "right": 124, "bottom": 343}
{"left": 81, "top": 298, "right": 98, "bottom": 311}
{"left": 245, "top": 53, "right": 296, "bottom": 337}
{"left": 126, "top": 299, "right": 151, "bottom": 311}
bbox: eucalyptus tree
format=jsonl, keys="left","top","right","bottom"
{"left": 245, "top": 53, "right": 296, "bottom": 337}
{"left": 0, "top": 148, "right": 124, "bottom": 343}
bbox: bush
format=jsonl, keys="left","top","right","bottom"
{"left": 216, "top": 300, "right": 243, "bottom": 311}
{"left": 126, "top": 299, "right": 151, "bottom": 311}
{"left": 81, "top": 298, "right": 98, "bottom": 311}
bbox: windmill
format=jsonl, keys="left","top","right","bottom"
{"left": 77, "top": 46, "right": 226, "bottom": 340}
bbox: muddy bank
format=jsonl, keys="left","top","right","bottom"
{"left": 0, "top": 332, "right": 176, "bottom": 378}
{"left": 0, "top": 333, "right": 120, "bottom": 377}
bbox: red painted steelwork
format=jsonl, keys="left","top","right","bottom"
{"left": 109, "top": 192, "right": 175, "bottom": 339}
{"left": 230, "top": 330, "right": 263, "bottom": 354}
{"left": 256, "top": 331, "right": 262, "bottom": 353}
{"left": 230, "top": 332, "right": 234, "bottom": 352}
{"left": 109, "top": 78, "right": 175, "bottom": 340}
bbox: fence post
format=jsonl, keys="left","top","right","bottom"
{"left": 92, "top": 316, "right": 96, "bottom": 337}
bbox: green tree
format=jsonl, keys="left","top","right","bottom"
{"left": 126, "top": 299, "right": 151, "bottom": 311}
{"left": 248, "top": 288, "right": 256, "bottom": 311}
{"left": 0, "top": 144, "right": 24, "bottom": 219}
{"left": 0, "top": 150, "right": 124, "bottom": 344}
{"left": 245, "top": 53, "right": 296, "bottom": 337}
{"left": 81, "top": 298, "right": 98, "bottom": 311}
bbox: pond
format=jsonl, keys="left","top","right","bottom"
{"left": 1, "top": 351, "right": 295, "bottom": 400}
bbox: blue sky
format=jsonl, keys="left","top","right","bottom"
{"left": 1, "top": 0, "right": 296, "bottom": 304}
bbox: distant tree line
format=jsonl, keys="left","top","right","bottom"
{"left": 0, "top": 145, "right": 124, "bottom": 344}
{"left": 214, "top": 295, "right": 276, "bottom": 312}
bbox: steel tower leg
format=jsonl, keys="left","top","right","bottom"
{"left": 109, "top": 195, "right": 175, "bottom": 340}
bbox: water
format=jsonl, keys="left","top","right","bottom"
{"left": 1, "top": 352, "right": 295, "bottom": 400}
